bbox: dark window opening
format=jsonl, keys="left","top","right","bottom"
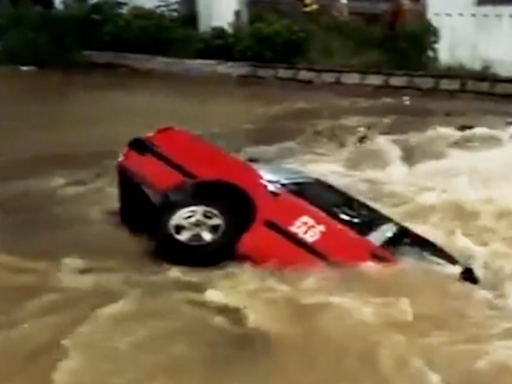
{"left": 283, "top": 179, "right": 390, "bottom": 236}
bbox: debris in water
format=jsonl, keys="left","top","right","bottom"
{"left": 355, "top": 126, "right": 374, "bottom": 145}
{"left": 456, "top": 124, "right": 476, "bottom": 132}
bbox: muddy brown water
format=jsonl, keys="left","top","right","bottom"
{"left": 1, "top": 69, "right": 512, "bottom": 384}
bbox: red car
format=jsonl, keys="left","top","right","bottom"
{"left": 117, "top": 126, "right": 479, "bottom": 285}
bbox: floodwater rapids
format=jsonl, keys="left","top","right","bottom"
{"left": 0, "top": 69, "right": 512, "bottom": 384}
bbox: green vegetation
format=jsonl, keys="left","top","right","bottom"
{"left": 0, "top": 1, "right": 438, "bottom": 71}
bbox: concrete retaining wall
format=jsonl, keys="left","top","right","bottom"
{"left": 83, "top": 51, "right": 512, "bottom": 96}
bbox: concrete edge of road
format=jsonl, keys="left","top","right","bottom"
{"left": 82, "top": 51, "right": 512, "bottom": 97}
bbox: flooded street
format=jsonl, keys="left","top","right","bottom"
{"left": 2, "top": 68, "right": 512, "bottom": 384}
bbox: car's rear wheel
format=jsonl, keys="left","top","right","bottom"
{"left": 155, "top": 193, "right": 247, "bottom": 266}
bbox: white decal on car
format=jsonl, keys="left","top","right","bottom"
{"left": 289, "top": 215, "right": 325, "bottom": 243}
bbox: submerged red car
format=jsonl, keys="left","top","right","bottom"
{"left": 117, "top": 126, "right": 479, "bottom": 285}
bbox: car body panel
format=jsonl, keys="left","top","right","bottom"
{"left": 117, "top": 126, "right": 464, "bottom": 272}
{"left": 120, "top": 149, "right": 184, "bottom": 191}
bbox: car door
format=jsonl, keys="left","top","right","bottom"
{"left": 237, "top": 190, "right": 394, "bottom": 268}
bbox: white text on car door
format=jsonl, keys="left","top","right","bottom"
{"left": 289, "top": 216, "right": 325, "bottom": 243}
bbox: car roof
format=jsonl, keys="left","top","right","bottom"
{"left": 250, "top": 162, "right": 314, "bottom": 184}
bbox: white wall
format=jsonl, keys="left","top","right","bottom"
{"left": 427, "top": 0, "right": 512, "bottom": 75}
{"left": 196, "top": 0, "right": 247, "bottom": 32}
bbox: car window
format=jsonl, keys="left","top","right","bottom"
{"left": 283, "top": 179, "right": 390, "bottom": 236}
{"left": 381, "top": 228, "right": 460, "bottom": 266}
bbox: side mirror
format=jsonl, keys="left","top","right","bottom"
{"left": 459, "top": 266, "right": 480, "bottom": 285}
{"left": 127, "top": 137, "right": 152, "bottom": 154}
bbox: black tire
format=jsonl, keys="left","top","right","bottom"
{"left": 118, "top": 170, "right": 156, "bottom": 234}
{"left": 154, "top": 192, "right": 246, "bottom": 267}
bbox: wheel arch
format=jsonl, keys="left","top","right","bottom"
{"left": 187, "top": 179, "right": 258, "bottom": 235}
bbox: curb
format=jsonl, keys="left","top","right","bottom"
{"left": 83, "top": 51, "right": 512, "bottom": 97}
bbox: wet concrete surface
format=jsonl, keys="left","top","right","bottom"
{"left": 1, "top": 68, "right": 512, "bottom": 384}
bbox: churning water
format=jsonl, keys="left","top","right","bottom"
{"left": 3, "top": 124, "right": 512, "bottom": 384}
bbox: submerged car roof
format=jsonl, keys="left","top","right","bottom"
{"left": 250, "top": 162, "right": 313, "bottom": 184}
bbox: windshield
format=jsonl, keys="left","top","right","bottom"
{"left": 284, "top": 179, "right": 460, "bottom": 266}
